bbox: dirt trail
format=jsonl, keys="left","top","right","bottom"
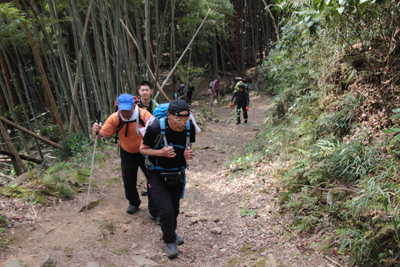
{"left": 1, "top": 83, "right": 335, "bottom": 266}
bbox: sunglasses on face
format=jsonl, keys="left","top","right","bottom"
{"left": 172, "top": 116, "right": 190, "bottom": 123}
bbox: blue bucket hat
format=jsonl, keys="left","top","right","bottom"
{"left": 117, "top": 94, "right": 135, "bottom": 111}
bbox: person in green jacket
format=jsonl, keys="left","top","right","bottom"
{"left": 138, "top": 81, "right": 158, "bottom": 114}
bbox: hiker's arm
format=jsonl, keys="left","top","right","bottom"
{"left": 92, "top": 123, "right": 103, "bottom": 140}
{"left": 140, "top": 142, "right": 176, "bottom": 158}
{"left": 184, "top": 144, "right": 194, "bottom": 160}
{"left": 231, "top": 93, "right": 236, "bottom": 104}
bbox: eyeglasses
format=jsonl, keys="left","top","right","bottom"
{"left": 172, "top": 116, "right": 190, "bottom": 123}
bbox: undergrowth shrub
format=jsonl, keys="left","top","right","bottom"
{"left": 251, "top": 0, "right": 400, "bottom": 264}
{"left": 58, "top": 132, "right": 92, "bottom": 160}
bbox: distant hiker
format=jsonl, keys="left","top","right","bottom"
{"left": 139, "top": 99, "right": 196, "bottom": 259}
{"left": 231, "top": 77, "right": 242, "bottom": 92}
{"left": 138, "top": 81, "right": 159, "bottom": 199}
{"left": 186, "top": 81, "right": 197, "bottom": 105}
{"left": 92, "top": 94, "right": 159, "bottom": 222}
{"left": 210, "top": 78, "right": 220, "bottom": 107}
{"left": 175, "top": 79, "right": 184, "bottom": 99}
{"left": 177, "top": 83, "right": 186, "bottom": 99}
{"left": 177, "top": 79, "right": 183, "bottom": 91}
{"left": 229, "top": 83, "right": 250, "bottom": 124}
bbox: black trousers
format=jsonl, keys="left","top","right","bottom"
{"left": 236, "top": 103, "right": 248, "bottom": 122}
{"left": 186, "top": 91, "right": 193, "bottom": 104}
{"left": 147, "top": 170, "right": 184, "bottom": 244}
{"left": 120, "top": 148, "right": 158, "bottom": 218}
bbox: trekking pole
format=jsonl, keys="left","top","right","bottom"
{"left": 85, "top": 110, "right": 101, "bottom": 222}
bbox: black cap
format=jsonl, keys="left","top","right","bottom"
{"left": 168, "top": 99, "right": 190, "bottom": 117}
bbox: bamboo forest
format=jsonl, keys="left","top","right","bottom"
{"left": 1, "top": 0, "right": 400, "bottom": 266}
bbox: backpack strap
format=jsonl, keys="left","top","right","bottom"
{"left": 160, "top": 118, "right": 169, "bottom": 148}
{"left": 115, "top": 105, "right": 144, "bottom": 141}
{"left": 186, "top": 121, "right": 190, "bottom": 148}
{"left": 146, "top": 118, "right": 191, "bottom": 171}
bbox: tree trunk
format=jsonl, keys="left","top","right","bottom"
{"left": 236, "top": 0, "right": 242, "bottom": 75}
{"left": 0, "top": 49, "right": 18, "bottom": 109}
{"left": 145, "top": 0, "right": 151, "bottom": 80}
{"left": 250, "top": 0, "right": 256, "bottom": 66}
{"left": 170, "top": 0, "right": 176, "bottom": 99}
{"left": 0, "top": 82, "right": 7, "bottom": 114}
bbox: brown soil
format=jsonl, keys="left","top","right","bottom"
{"left": 0, "top": 76, "right": 340, "bottom": 266}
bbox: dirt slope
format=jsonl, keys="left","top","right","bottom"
{"left": 1, "top": 80, "right": 339, "bottom": 267}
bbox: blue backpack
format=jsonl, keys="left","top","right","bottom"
{"left": 145, "top": 103, "right": 191, "bottom": 168}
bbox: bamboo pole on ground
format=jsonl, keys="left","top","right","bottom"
{"left": 0, "top": 149, "right": 43, "bottom": 164}
{"left": 0, "top": 116, "right": 62, "bottom": 149}
{"left": 0, "top": 120, "right": 27, "bottom": 173}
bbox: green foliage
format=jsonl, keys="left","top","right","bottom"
{"left": 0, "top": 3, "right": 30, "bottom": 49}
{"left": 57, "top": 184, "right": 73, "bottom": 199}
{"left": 253, "top": 1, "right": 400, "bottom": 264}
{"left": 240, "top": 206, "right": 257, "bottom": 217}
{"left": 229, "top": 153, "right": 261, "bottom": 172}
{"left": 383, "top": 109, "right": 400, "bottom": 157}
{"left": 59, "top": 132, "right": 92, "bottom": 160}
{"left": 316, "top": 94, "right": 362, "bottom": 138}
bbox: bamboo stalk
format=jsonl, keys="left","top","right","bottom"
{"left": 120, "top": 20, "right": 170, "bottom": 101}
{"left": 0, "top": 49, "right": 29, "bottom": 155}
{"left": 68, "top": 0, "right": 94, "bottom": 135}
{"left": 0, "top": 116, "right": 62, "bottom": 149}
{"left": 134, "top": 7, "right": 212, "bottom": 94}
{"left": 0, "top": 120, "right": 27, "bottom": 172}
{"left": 13, "top": 0, "right": 67, "bottom": 139}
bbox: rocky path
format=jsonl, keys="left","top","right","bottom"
{"left": 2, "top": 87, "right": 337, "bottom": 267}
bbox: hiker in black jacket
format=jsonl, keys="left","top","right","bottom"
{"left": 229, "top": 83, "right": 250, "bottom": 124}
{"left": 139, "top": 99, "right": 196, "bottom": 259}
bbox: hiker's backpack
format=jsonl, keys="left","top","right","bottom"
{"left": 115, "top": 105, "right": 146, "bottom": 144}
{"left": 145, "top": 103, "right": 191, "bottom": 169}
{"left": 209, "top": 79, "right": 215, "bottom": 90}
{"left": 187, "top": 82, "right": 195, "bottom": 92}
{"left": 139, "top": 99, "right": 158, "bottom": 114}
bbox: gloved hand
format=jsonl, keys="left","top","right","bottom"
{"left": 246, "top": 106, "right": 249, "bottom": 112}
{"left": 229, "top": 103, "right": 233, "bottom": 108}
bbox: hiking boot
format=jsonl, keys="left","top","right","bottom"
{"left": 141, "top": 186, "right": 148, "bottom": 196}
{"left": 236, "top": 121, "right": 240, "bottom": 125}
{"left": 166, "top": 243, "right": 178, "bottom": 258}
{"left": 150, "top": 215, "right": 160, "bottom": 225}
{"left": 126, "top": 205, "right": 138, "bottom": 214}
{"left": 176, "top": 234, "right": 184, "bottom": 246}
{"left": 244, "top": 119, "right": 247, "bottom": 123}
